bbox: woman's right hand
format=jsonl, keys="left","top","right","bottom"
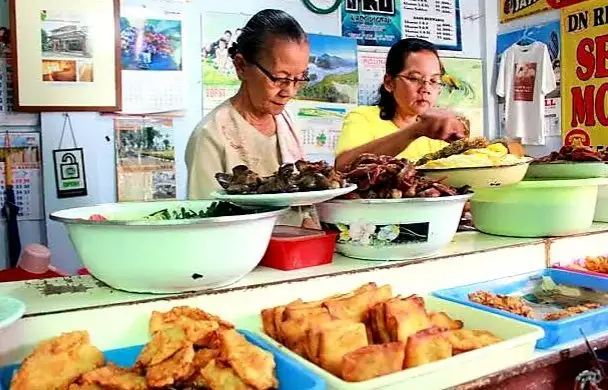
{"left": 411, "top": 109, "right": 466, "bottom": 142}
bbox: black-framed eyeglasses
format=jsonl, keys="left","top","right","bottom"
{"left": 252, "top": 61, "right": 310, "bottom": 89}
{"left": 396, "top": 74, "right": 444, "bottom": 90}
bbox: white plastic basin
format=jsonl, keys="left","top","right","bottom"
{"left": 50, "top": 200, "right": 287, "bottom": 293}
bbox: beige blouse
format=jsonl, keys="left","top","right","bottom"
{"left": 185, "top": 100, "right": 319, "bottom": 227}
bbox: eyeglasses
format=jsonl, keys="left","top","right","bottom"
{"left": 396, "top": 74, "right": 444, "bottom": 90}
{"left": 252, "top": 61, "right": 310, "bottom": 89}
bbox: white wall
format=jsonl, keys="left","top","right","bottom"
{"left": 39, "top": 0, "right": 488, "bottom": 273}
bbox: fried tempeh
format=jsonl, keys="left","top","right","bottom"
{"left": 10, "top": 331, "right": 105, "bottom": 390}
{"left": 342, "top": 342, "right": 406, "bottom": 382}
{"left": 404, "top": 327, "right": 452, "bottom": 368}
{"left": 218, "top": 328, "right": 278, "bottom": 390}
{"left": 145, "top": 344, "right": 196, "bottom": 388}
{"left": 201, "top": 359, "right": 254, "bottom": 390}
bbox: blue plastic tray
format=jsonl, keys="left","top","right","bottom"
{"left": 0, "top": 329, "right": 325, "bottom": 390}
{"left": 432, "top": 269, "right": 608, "bottom": 349}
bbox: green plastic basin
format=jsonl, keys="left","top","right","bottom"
{"left": 471, "top": 178, "right": 608, "bottom": 237}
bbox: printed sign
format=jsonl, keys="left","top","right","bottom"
{"left": 53, "top": 148, "right": 87, "bottom": 198}
{"left": 560, "top": 0, "right": 608, "bottom": 151}
{"left": 341, "top": 0, "right": 401, "bottom": 47}
{"left": 500, "top": 0, "right": 551, "bottom": 23}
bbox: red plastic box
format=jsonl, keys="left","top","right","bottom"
{"left": 260, "top": 226, "right": 338, "bottom": 271}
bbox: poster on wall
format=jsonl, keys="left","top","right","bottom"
{"left": 201, "top": 12, "right": 250, "bottom": 116}
{"left": 115, "top": 117, "right": 176, "bottom": 202}
{"left": 0, "top": 132, "right": 43, "bottom": 221}
{"left": 437, "top": 58, "right": 484, "bottom": 138}
{"left": 401, "top": 0, "right": 462, "bottom": 51}
{"left": 288, "top": 101, "right": 353, "bottom": 164}
{"left": 357, "top": 49, "right": 388, "bottom": 106}
{"left": 341, "top": 0, "right": 401, "bottom": 47}
{"left": 496, "top": 21, "right": 561, "bottom": 136}
{"left": 120, "top": 4, "right": 185, "bottom": 114}
{"left": 499, "top": 0, "right": 551, "bottom": 23}
{"left": 560, "top": 0, "right": 608, "bottom": 151}
{"left": 296, "top": 34, "right": 358, "bottom": 104}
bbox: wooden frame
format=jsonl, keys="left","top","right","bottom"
{"left": 9, "top": 0, "right": 121, "bottom": 112}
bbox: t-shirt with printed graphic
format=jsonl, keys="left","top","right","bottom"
{"left": 496, "top": 41, "right": 556, "bottom": 146}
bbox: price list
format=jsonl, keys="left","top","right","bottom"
{"left": 402, "top": 0, "right": 461, "bottom": 50}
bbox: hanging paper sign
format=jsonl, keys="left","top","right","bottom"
{"left": 53, "top": 114, "right": 88, "bottom": 198}
{"left": 500, "top": 0, "right": 552, "bottom": 23}
{"left": 561, "top": 0, "right": 608, "bottom": 152}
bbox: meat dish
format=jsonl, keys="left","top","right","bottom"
{"left": 338, "top": 154, "right": 471, "bottom": 199}
{"left": 215, "top": 161, "right": 345, "bottom": 195}
{"left": 534, "top": 145, "right": 607, "bottom": 163}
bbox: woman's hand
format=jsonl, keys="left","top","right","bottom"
{"left": 411, "top": 109, "right": 466, "bottom": 142}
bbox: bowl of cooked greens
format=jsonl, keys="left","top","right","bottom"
{"left": 50, "top": 200, "right": 288, "bottom": 293}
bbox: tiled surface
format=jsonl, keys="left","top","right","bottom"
{"left": 0, "top": 231, "right": 543, "bottom": 316}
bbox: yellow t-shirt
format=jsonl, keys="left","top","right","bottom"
{"left": 335, "top": 106, "right": 448, "bottom": 163}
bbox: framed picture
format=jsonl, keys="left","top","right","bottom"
{"left": 9, "top": 0, "right": 121, "bottom": 112}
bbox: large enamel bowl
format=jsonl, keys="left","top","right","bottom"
{"left": 50, "top": 200, "right": 287, "bottom": 293}
{"left": 317, "top": 194, "right": 473, "bottom": 261}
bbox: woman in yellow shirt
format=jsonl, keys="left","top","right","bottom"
{"left": 335, "top": 38, "right": 466, "bottom": 171}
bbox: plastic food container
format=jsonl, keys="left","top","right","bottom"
{"left": 316, "top": 194, "right": 473, "bottom": 261}
{"left": 594, "top": 185, "right": 608, "bottom": 222}
{"left": 261, "top": 226, "right": 337, "bottom": 271}
{"left": 417, "top": 158, "right": 532, "bottom": 188}
{"left": 49, "top": 200, "right": 288, "bottom": 293}
{"left": 470, "top": 178, "right": 608, "bottom": 238}
{"left": 553, "top": 256, "right": 608, "bottom": 279}
{"left": 525, "top": 162, "right": 608, "bottom": 180}
{"left": 0, "top": 330, "right": 325, "bottom": 390}
{"left": 238, "top": 296, "right": 543, "bottom": 390}
{"left": 433, "top": 269, "right": 608, "bottom": 349}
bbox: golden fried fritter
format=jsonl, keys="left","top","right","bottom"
{"left": 135, "top": 326, "right": 189, "bottom": 367}
{"left": 78, "top": 363, "right": 148, "bottom": 390}
{"left": 11, "top": 331, "right": 105, "bottom": 390}
{"left": 149, "top": 306, "right": 232, "bottom": 347}
{"left": 145, "top": 345, "right": 195, "bottom": 388}
{"left": 201, "top": 359, "right": 253, "bottom": 390}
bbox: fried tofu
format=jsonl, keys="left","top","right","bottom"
{"left": 369, "top": 295, "right": 433, "bottom": 344}
{"left": 10, "top": 331, "right": 105, "bottom": 390}
{"left": 404, "top": 327, "right": 452, "bottom": 368}
{"left": 429, "top": 312, "right": 464, "bottom": 330}
{"left": 342, "top": 342, "right": 406, "bottom": 382}
{"left": 312, "top": 321, "right": 369, "bottom": 377}
{"left": 218, "top": 329, "right": 278, "bottom": 390}
{"left": 145, "top": 344, "right": 196, "bottom": 388}
{"left": 324, "top": 284, "right": 393, "bottom": 323}
{"left": 201, "top": 359, "right": 254, "bottom": 390}
{"left": 279, "top": 312, "right": 333, "bottom": 358}
{"left": 445, "top": 329, "right": 502, "bottom": 354}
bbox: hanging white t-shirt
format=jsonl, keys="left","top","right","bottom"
{"left": 496, "top": 42, "right": 556, "bottom": 145}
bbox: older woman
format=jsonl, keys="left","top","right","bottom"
{"left": 335, "top": 38, "right": 466, "bottom": 171}
{"left": 186, "top": 9, "right": 317, "bottom": 227}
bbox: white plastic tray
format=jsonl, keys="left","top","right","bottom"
{"left": 237, "top": 296, "right": 544, "bottom": 390}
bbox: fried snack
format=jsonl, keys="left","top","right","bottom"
{"left": 445, "top": 329, "right": 502, "bottom": 354}
{"left": 585, "top": 256, "right": 608, "bottom": 274}
{"left": 404, "top": 327, "right": 453, "bottom": 368}
{"left": 375, "top": 295, "right": 432, "bottom": 343}
{"left": 313, "top": 321, "right": 369, "bottom": 377}
{"left": 135, "top": 326, "right": 189, "bottom": 367}
{"left": 324, "top": 284, "right": 393, "bottom": 323}
{"left": 304, "top": 319, "right": 360, "bottom": 366}
{"left": 261, "top": 299, "right": 302, "bottom": 342}
{"left": 182, "top": 348, "right": 221, "bottom": 388}
{"left": 341, "top": 342, "right": 406, "bottom": 382}
{"left": 77, "top": 363, "right": 147, "bottom": 390}
{"left": 429, "top": 312, "right": 464, "bottom": 330}
{"left": 218, "top": 328, "right": 278, "bottom": 390}
{"left": 11, "top": 331, "right": 105, "bottom": 390}
{"left": 279, "top": 312, "right": 333, "bottom": 357}
{"left": 149, "top": 306, "right": 232, "bottom": 346}
{"left": 201, "top": 359, "right": 254, "bottom": 390}
{"left": 468, "top": 291, "right": 534, "bottom": 319}
{"left": 544, "top": 303, "right": 601, "bottom": 321}
{"left": 145, "top": 344, "right": 196, "bottom": 388}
